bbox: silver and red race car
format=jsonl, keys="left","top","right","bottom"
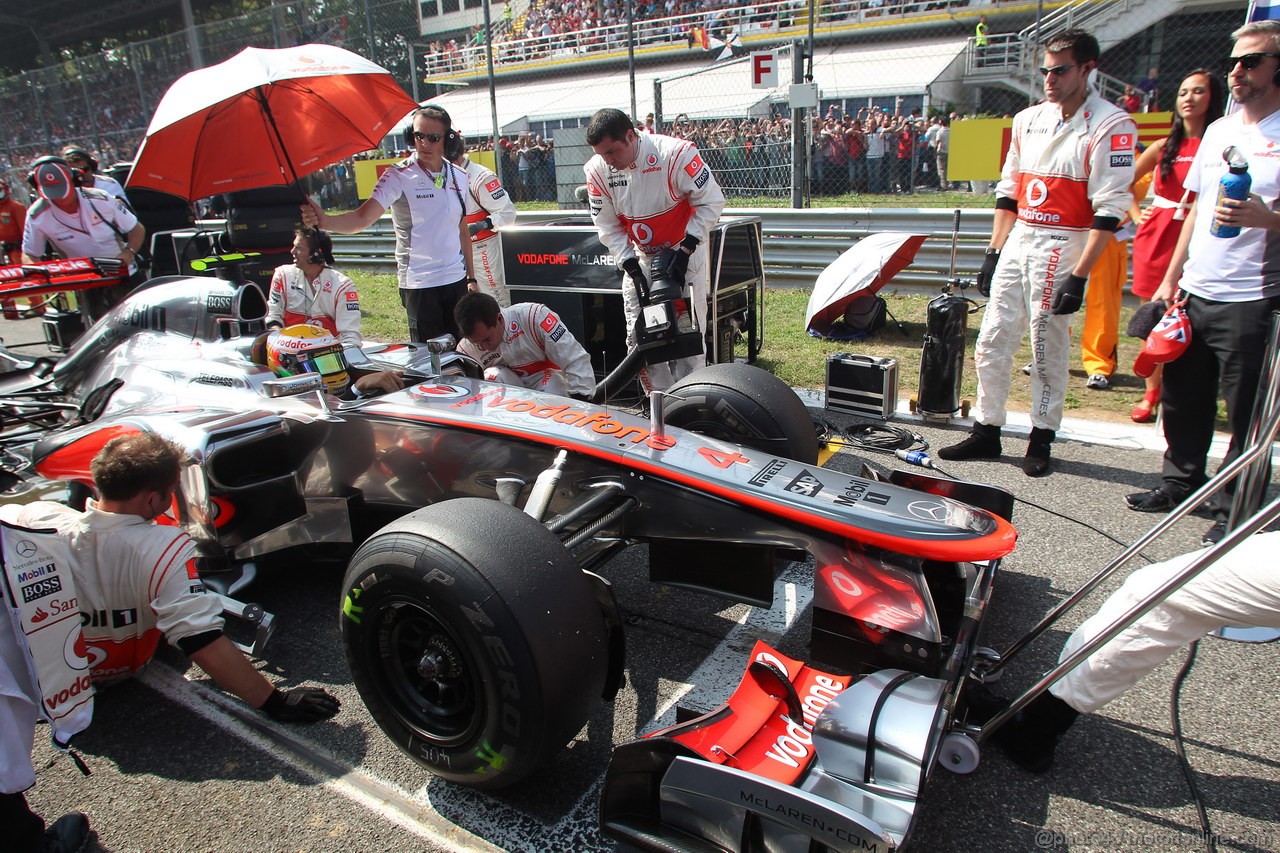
{"left": 0, "top": 270, "right": 1019, "bottom": 851}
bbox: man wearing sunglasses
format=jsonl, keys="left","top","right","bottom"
{"left": 941, "top": 29, "right": 1136, "bottom": 477}
{"left": 302, "top": 105, "right": 476, "bottom": 342}
{"left": 1129, "top": 20, "right": 1280, "bottom": 547}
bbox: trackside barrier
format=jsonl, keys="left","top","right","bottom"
{"left": 321, "top": 207, "right": 999, "bottom": 293}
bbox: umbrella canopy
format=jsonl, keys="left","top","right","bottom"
{"left": 129, "top": 44, "right": 418, "bottom": 201}
{"left": 805, "top": 232, "right": 927, "bottom": 333}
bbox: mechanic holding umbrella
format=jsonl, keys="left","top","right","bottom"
{"left": 301, "top": 104, "right": 476, "bottom": 342}
{"left": 1, "top": 432, "right": 340, "bottom": 853}
{"left": 20, "top": 156, "right": 146, "bottom": 323}
{"left": 583, "top": 108, "right": 725, "bottom": 392}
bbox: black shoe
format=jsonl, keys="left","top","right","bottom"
{"left": 1023, "top": 427, "right": 1054, "bottom": 477}
{"left": 996, "top": 694, "right": 1080, "bottom": 774}
{"left": 1125, "top": 488, "right": 1180, "bottom": 513}
{"left": 1202, "top": 521, "right": 1226, "bottom": 546}
{"left": 938, "top": 422, "right": 1002, "bottom": 461}
{"left": 42, "top": 813, "right": 91, "bottom": 853}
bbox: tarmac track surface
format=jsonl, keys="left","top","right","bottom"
{"left": 16, "top": 392, "right": 1280, "bottom": 853}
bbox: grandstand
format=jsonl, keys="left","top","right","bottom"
{"left": 0, "top": 0, "right": 1247, "bottom": 204}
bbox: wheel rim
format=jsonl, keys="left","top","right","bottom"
{"left": 372, "top": 596, "right": 483, "bottom": 747}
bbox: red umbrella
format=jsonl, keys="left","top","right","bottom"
{"left": 128, "top": 44, "right": 418, "bottom": 201}
{"left": 805, "top": 232, "right": 927, "bottom": 334}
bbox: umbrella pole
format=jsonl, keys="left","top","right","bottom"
{"left": 255, "top": 86, "right": 307, "bottom": 204}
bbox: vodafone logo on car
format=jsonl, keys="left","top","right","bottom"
{"left": 412, "top": 383, "right": 470, "bottom": 398}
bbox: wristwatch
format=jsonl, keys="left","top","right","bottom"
{"left": 464, "top": 277, "right": 478, "bottom": 285}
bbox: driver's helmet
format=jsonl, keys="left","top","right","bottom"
{"left": 266, "top": 324, "right": 350, "bottom": 394}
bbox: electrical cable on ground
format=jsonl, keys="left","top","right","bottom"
{"left": 1172, "top": 642, "right": 1216, "bottom": 853}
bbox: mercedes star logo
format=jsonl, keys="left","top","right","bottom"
{"left": 15, "top": 540, "right": 37, "bottom": 558}
{"left": 907, "top": 501, "right": 950, "bottom": 522}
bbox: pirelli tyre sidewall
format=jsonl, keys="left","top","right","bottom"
{"left": 664, "top": 363, "right": 819, "bottom": 464}
{"left": 341, "top": 498, "right": 608, "bottom": 789}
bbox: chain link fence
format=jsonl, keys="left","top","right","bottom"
{"left": 0, "top": 0, "right": 1250, "bottom": 206}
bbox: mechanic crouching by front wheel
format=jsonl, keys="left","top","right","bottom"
{"left": 1, "top": 433, "right": 339, "bottom": 853}
{"left": 584, "top": 108, "right": 725, "bottom": 393}
{"left": 939, "top": 28, "right": 1136, "bottom": 477}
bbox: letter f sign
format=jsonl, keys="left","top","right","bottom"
{"left": 751, "top": 51, "right": 778, "bottom": 89}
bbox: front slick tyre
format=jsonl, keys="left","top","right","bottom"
{"left": 665, "top": 363, "right": 819, "bottom": 464}
{"left": 341, "top": 498, "right": 607, "bottom": 789}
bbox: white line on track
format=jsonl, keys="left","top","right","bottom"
{"left": 137, "top": 665, "right": 501, "bottom": 853}
{"left": 135, "top": 561, "right": 813, "bottom": 852}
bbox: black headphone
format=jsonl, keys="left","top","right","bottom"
{"left": 403, "top": 104, "right": 460, "bottom": 150}
{"left": 26, "top": 155, "right": 85, "bottom": 192}
{"left": 304, "top": 228, "right": 333, "bottom": 265}
{"left": 60, "top": 146, "right": 99, "bottom": 173}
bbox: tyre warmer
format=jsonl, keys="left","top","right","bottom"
{"left": 600, "top": 640, "right": 950, "bottom": 853}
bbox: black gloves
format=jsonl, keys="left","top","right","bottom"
{"left": 621, "top": 258, "right": 647, "bottom": 292}
{"left": 261, "top": 686, "right": 340, "bottom": 723}
{"left": 467, "top": 217, "right": 493, "bottom": 237}
{"left": 1049, "top": 273, "right": 1088, "bottom": 315}
{"left": 976, "top": 249, "right": 999, "bottom": 297}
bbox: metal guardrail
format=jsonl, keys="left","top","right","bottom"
{"left": 330, "top": 207, "right": 998, "bottom": 293}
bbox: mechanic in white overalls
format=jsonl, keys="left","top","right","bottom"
{"left": 455, "top": 292, "right": 596, "bottom": 398}
{"left": 448, "top": 135, "right": 517, "bottom": 307}
{"left": 584, "top": 108, "right": 725, "bottom": 392}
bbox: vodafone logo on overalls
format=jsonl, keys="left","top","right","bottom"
{"left": 1025, "top": 178, "right": 1049, "bottom": 207}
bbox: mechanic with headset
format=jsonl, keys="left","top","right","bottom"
{"left": 1, "top": 432, "right": 340, "bottom": 853}
{"left": 60, "top": 147, "right": 129, "bottom": 207}
{"left": 583, "top": 108, "right": 726, "bottom": 393}
{"left": 939, "top": 29, "right": 1136, "bottom": 477}
{"left": 301, "top": 105, "right": 475, "bottom": 342}
{"left": 454, "top": 292, "right": 595, "bottom": 398}
{"left": 265, "top": 227, "right": 362, "bottom": 348}
{"left": 20, "top": 156, "right": 145, "bottom": 322}
{"left": 259, "top": 324, "right": 404, "bottom": 399}
{"left": 1126, "top": 20, "right": 1280, "bottom": 547}
{"left": 447, "top": 133, "right": 517, "bottom": 307}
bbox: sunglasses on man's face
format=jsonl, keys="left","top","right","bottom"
{"left": 1037, "top": 64, "right": 1077, "bottom": 78}
{"left": 411, "top": 131, "right": 444, "bottom": 143}
{"left": 1224, "top": 52, "right": 1280, "bottom": 74}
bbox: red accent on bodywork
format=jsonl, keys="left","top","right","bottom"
{"left": 34, "top": 424, "right": 141, "bottom": 483}
{"left": 815, "top": 551, "right": 929, "bottom": 637}
{"left": 645, "top": 640, "right": 847, "bottom": 785}
{"left": 363, "top": 405, "right": 1018, "bottom": 563}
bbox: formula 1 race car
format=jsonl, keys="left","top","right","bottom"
{"left": 0, "top": 272, "right": 1020, "bottom": 850}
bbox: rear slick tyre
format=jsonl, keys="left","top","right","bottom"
{"left": 341, "top": 498, "right": 608, "bottom": 789}
{"left": 664, "top": 363, "right": 819, "bottom": 463}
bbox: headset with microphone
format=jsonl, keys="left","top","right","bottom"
{"left": 304, "top": 228, "right": 334, "bottom": 266}
{"left": 403, "top": 104, "right": 460, "bottom": 150}
{"left": 26, "top": 156, "right": 85, "bottom": 198}
{"left": 60, "top": 146, "right": 100, "bottom": 173}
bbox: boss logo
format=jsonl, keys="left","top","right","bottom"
{"left": 21, "top": 575, "right": 62, "bottom": 603}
